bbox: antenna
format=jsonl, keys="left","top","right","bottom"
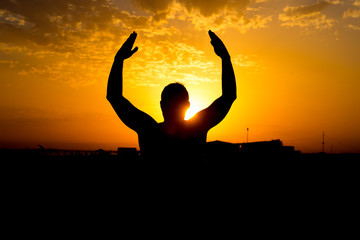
{"left": 247, "top": 128, "right": 249, "bottom": 143}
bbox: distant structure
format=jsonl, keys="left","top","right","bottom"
{"left": 240, "top": 139, "right": 297, "bottom": 154}
{"left": 205, "top": 139, "right": 300, "bottom": 161}
{"left": 6, "top": 145, "right": 138, "bottom": 160}
{"left": 247, "top": 128, "right": 249, "bottom": 143}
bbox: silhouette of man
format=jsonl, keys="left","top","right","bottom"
{"left": 107, "top": 30, "right": 236, "bottom": 164}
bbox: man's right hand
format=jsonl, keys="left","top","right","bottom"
{"left": 115, "top": 31, "right": 138, "bottom": 60}
{"left": 208, "top": 30, "right": 230, "bottom": 59}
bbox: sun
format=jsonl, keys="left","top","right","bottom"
{"left": 185, "top": 107, "right": 198, "bottom": 120}
{"left": 185, "top": 97, "right": 207, "bottom": 120}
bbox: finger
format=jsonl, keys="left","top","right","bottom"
{"left": 129, "top": 46, "right": 138, "bottom": 57}
{"left": 208, "top": 30, "right": 217, "bottom": 39}
{"left": 124, "top": 31, "right": 137, "bottom": 46}
{"left": 129, "top": 31, "right": 137, "bottom": 42}
{"left": 132, "top": 46, "right": 138, "bottom": 54}
{"left": 209, "top": 31, "right": 222, "bottom": 45}
{"left": 208, "top": 30, "right": 214, "bottom": 39}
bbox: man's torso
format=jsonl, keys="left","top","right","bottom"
{"left": 137, "top": 121, "right": 207, "bottom": 163}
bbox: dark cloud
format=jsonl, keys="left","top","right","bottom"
{"left": 0, "top": 0, "right": 259, "bottom": 50}
{"left": 283, "top": 1, "right": 330, "bottom": 17}
{"left": 130, "top": 0, "right": 262, "bottom": 33}
{"left": 178, "top": 0, "right": 251, "bottom": 16}
{"left": 0, "top": 0, "right": 117, "bottom": 47}
{"left": 278, "top": 1, "right": 336, "bottom": 30}
{"left": 131, "top": 0, "right": 171, "bottom": 13}
{"left": 132, "top": 0, "right": 251, "bottom": 16}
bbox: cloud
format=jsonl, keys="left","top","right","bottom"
{"left": 342, "top": 0, "right": 360, "bottom": 31}
{"left": 0, "top": 0, "right": 270, "bottom": 51}
{"left": 282, "top": 1, "right": 330, "bottom": 17}
{"left": 343, "top": 8, "right": 360, "bottom": 18}
{"left": 132, "top": 0, "right": 271, "bottom": 32}
{"left": 279, "top": 1, "right": 335, "bottom": 30}
{"left": 343, "top": 0, "right": 360, "bottom": 19}
{"left": 131, "top": 0, "right": 172, "bottom": 13}
{"left": 0, "top": 0, "right": 178, "bottom": 87}
{"left": 0, "top": 0, "right": 270, "bottom": 88}
{"left": 177, "top": 4, "right": 272, "bottom": 32}
{"left": 113, "top": 10, "right": 178, "bottom": 37}
{"left": 0, "top": 9, "right": 34, "bottom": 29}
{"left": 122, "top": 41, "right": 262, "bottom": 90}
{"left": 347, "top": 24, "right": 360, "bottom": 30}
{"left": 8, "top": 29, "right": 119, "bottom": 87}
{"left": 232, "top": 54, "right": 256, "bottom": 68}
{"left": 0, "top": 0, "right": 118, "bottom": 47}
{"left": 0, "top": 59, "right": 19, "bottom": 68}
{"left": 178, "top": 0, "right": 251, "bottom": 17}
{"left": 0, "top": 0, "right": 179, "bottom": 50}
{"left": 328, "top": 0, "right": 342, "bottom": 4}
{"left": 122, "top": 39, "right": 221, "bottom": 88}
{"left": 132, "top": 0, "right": 251, "bottom": 16}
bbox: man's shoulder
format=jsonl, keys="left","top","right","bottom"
{"left": 185, "top": 116, "right": 211, "bottom": 133}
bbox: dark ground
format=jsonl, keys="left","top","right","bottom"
{"left": 2, "top": 148, "right": 359, "bottom": 233}
{"left": 1, "top": 148, "right": 359, "bottom": 180}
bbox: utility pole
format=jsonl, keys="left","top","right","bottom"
{"left": 322, "top": 131, "right": 325, "bottom": 153}
{"left": 247, "top": 128, "right": 249, "bottom": 143}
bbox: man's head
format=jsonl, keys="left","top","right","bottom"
{"left": 160, "top": 83, "right": 190, "bottom": 122}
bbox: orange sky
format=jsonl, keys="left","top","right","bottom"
{"left": 1, "top": 0, "right": 360, "bottom": 153}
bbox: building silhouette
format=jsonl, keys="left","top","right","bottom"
{"left": 205, "top": 139, "right": 301, "bottom": 162}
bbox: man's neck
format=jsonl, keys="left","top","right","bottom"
{"left": 162, "top": 119, "right": 185, "bottom": 127}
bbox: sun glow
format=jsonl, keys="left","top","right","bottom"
{"left": 185, "top": 97, "right": 207, "bottom": 120}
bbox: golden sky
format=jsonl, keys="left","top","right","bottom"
{"left": 1, "top": 0, "right": 360, "bottom": 153}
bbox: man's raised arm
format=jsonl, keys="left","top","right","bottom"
{"left": 107, "top": 31, "right": 138, "bottom": 102}
{"left": 192, "top": 30, "right": 237, "bottom": 130}
{"left": 210, "top": 30, "right": 237, "bottom": 103}
{"left": 107, "top": 31, "right": 156, "bottom": 131}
